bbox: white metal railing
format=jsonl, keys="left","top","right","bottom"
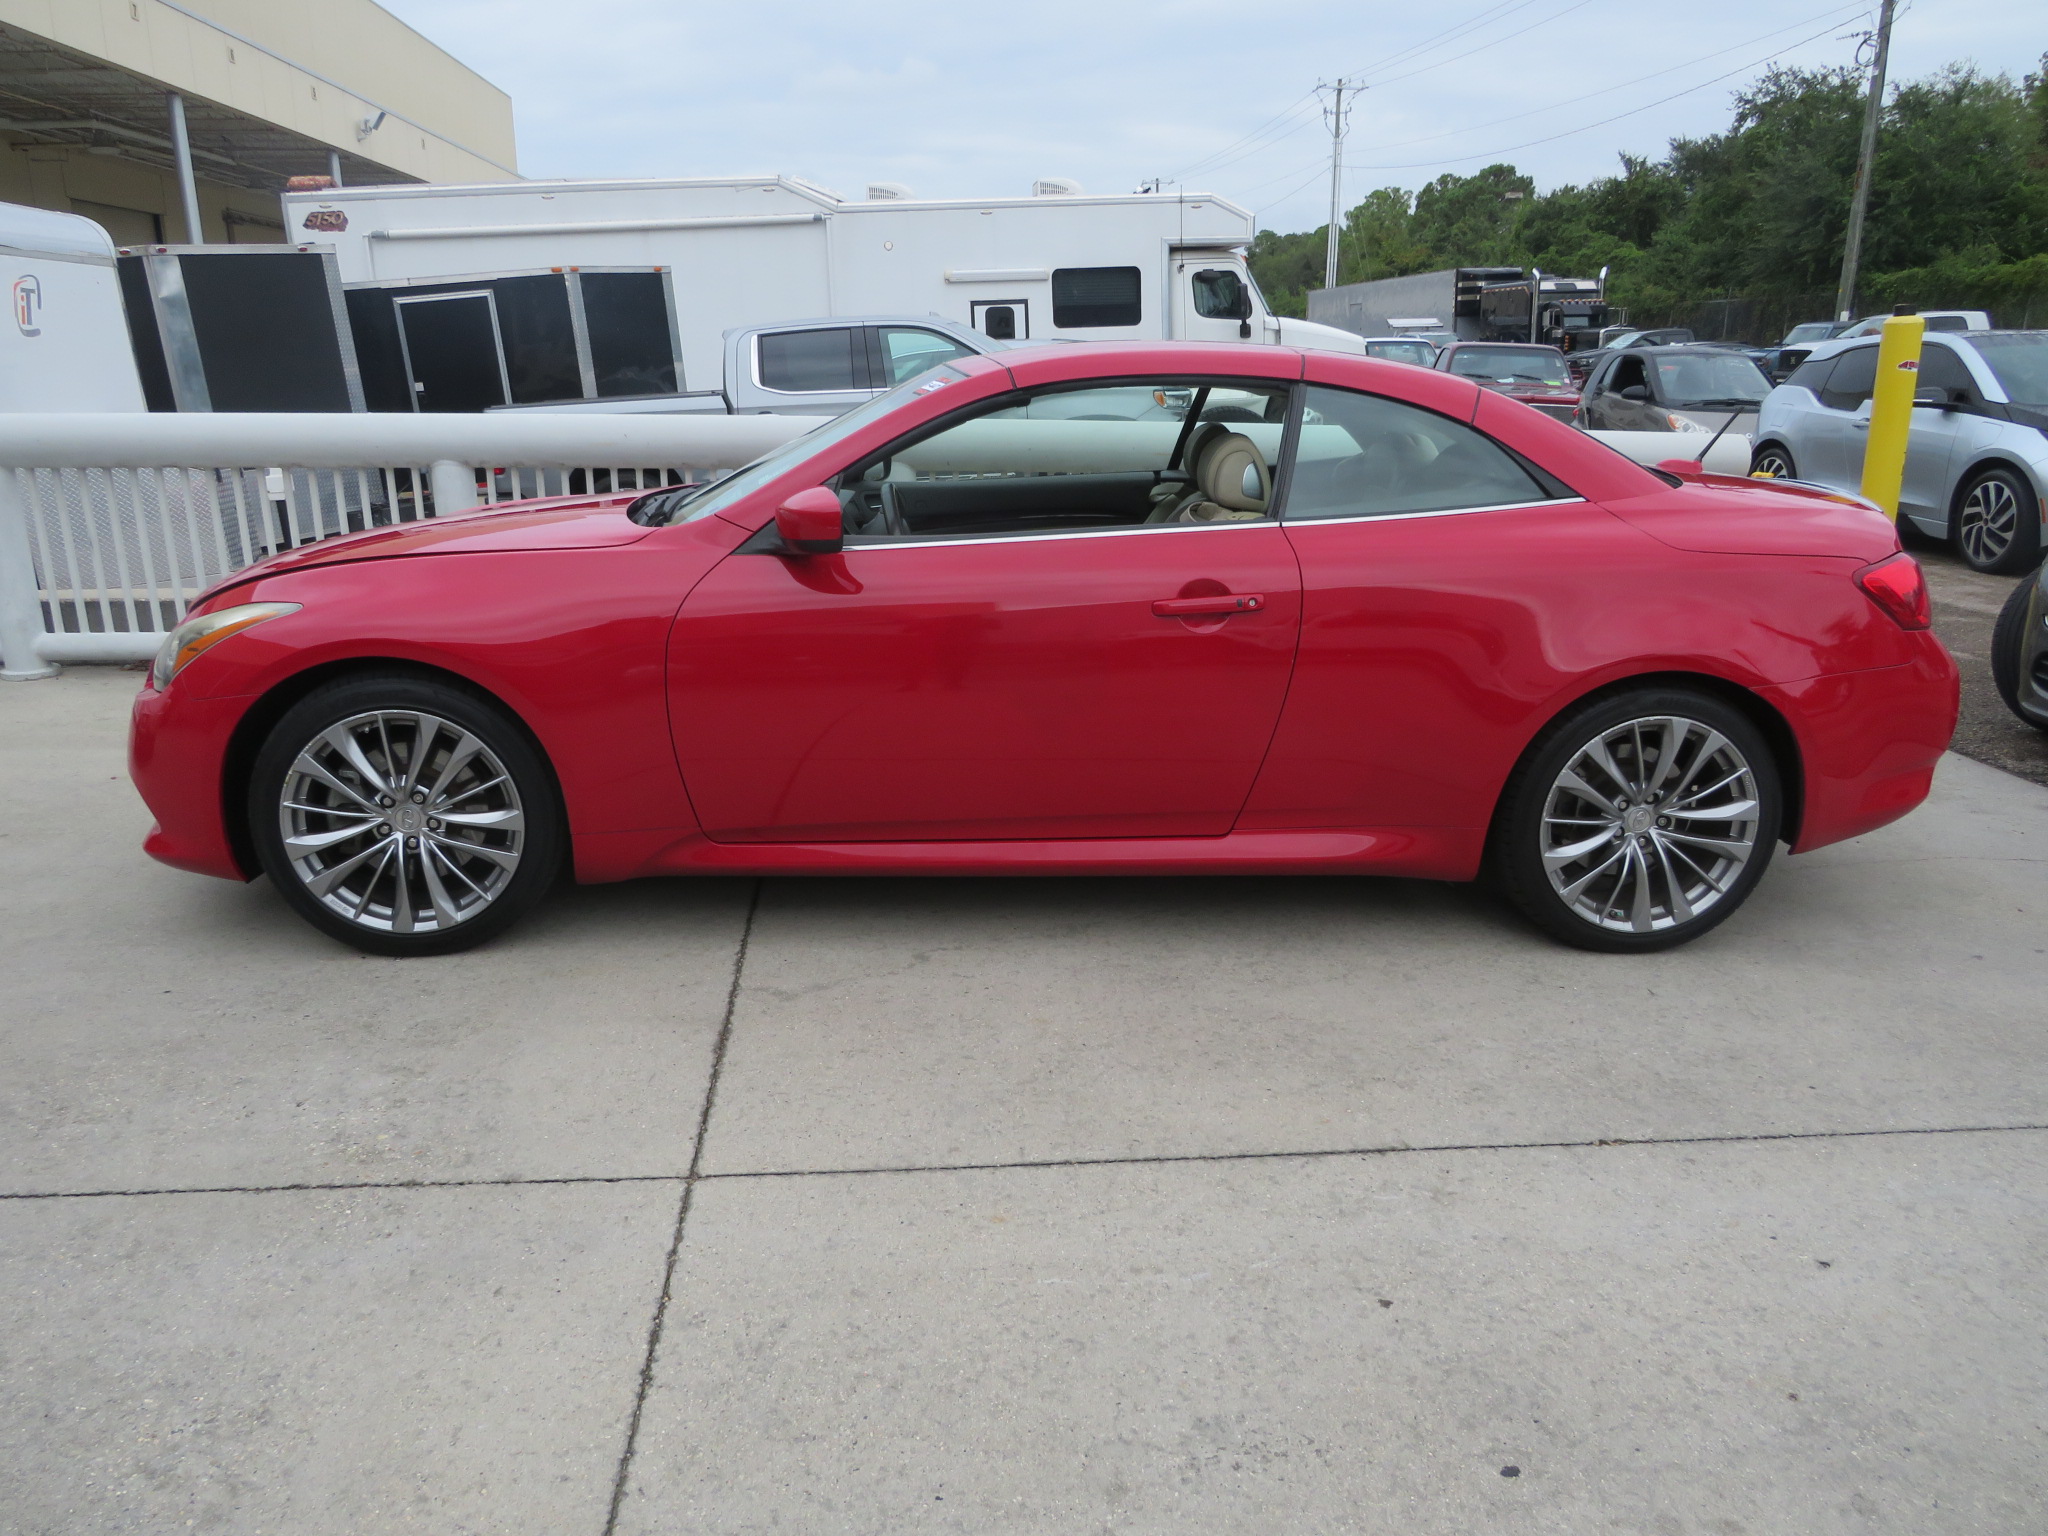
{"left": 0, "top": 412, "right": 810, "bottom": 678}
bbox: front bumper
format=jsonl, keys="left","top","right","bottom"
{"left": 130, "top": 683, "right": 255, "bottom": 880}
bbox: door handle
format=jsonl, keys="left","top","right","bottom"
{"left": 1152, "top": 593, "right": 1264, "bottom": 617}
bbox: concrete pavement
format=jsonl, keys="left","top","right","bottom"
{"left": 3, "top": 665, "right": 2044, "bottom": 1534}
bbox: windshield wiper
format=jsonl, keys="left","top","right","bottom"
{"left": 628, "top": 477, "right": 723, "bottom": 527}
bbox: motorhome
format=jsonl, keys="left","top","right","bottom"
{"left": 0, "top": 200, "right": 145, "bottom": 412}
{"left": 278, "top": 175, "right": 1367, "bottom": 411}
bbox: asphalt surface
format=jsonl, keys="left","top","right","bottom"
{"left": 3, "top": 666, "right": 2045, "bottom": 1535}
{"left": 1920, "top": 544, "right": 2048, "bottom": 787}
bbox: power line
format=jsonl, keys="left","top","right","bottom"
{"left": 1351, "top": 0, "right": 1601, "bottom": 91}
{"left": 1342, "top": 13, "right": 1861, "bottom": 171}
{"left": 1360, "top": 0, "right": 1871, "bottom": 153}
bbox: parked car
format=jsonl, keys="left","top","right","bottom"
{"left": 1433, "top": 341, "right": 1580, "bottom": 420}
{"left": 1750, "top": 330, "right": 2048, "bottom": 573}
{"left": 131, "top": 340, "right": 1956, "bottom": 958}
{"left": 1836, "top": 310, "right": 1992, "bottom": 340}
{"left": 1766, "top": 320, "right": 1852, "bottom": 380}
{"left": 1603, "top": 327, "right": 1695, "bottom": 349}
{"left": 491, "top": 315, "right": 999, "bottom": 419}
{"left": 1359, "top": 336, "right": 1439, "bottom": 367}
{"left": 1574, "top": 344, "right": 1774, "bottom": 435}
{"left": 1992, "top": 567, "right": 2048, "bottom": 732}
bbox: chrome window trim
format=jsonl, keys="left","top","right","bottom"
{"left": 835, "top": 495, "right": 1582, "bottom": 552}
{"left": 843, "top": 518, "right": 1278, "bottom": 553}
{"left": 1284, "top": 496, "right": 1583, "bottom": 526}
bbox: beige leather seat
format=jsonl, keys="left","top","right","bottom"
{"left": 1149, "top": 430, "right": 1272, "bottom": 523}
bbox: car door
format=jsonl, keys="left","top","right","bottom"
{"left": 1173, "top": 261, "right": 1255, "bottom": 343}
{"left": 668, "top": 376, "right": 1304, "bottom": 843}
{"left": 1800, "top": 343, "right": 1879, "bottom": 487}
{"left": 1897, "top": 341, "right": 1977, "bottom": 526}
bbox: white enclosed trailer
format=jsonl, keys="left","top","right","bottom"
{"left": 281, "top": 176, "right": 1365, "bottom": 407}
{"left": 0, "top": 201, "right": 145, "bottom": 413}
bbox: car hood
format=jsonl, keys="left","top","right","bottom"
{"left": 1607, "top": 473, "right": 1901, "bottom": 560}
{"left": 221, "top": 494, "right": 653, "bottom": 584}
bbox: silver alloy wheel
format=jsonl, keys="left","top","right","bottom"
{"left": 276, "top": 709, "right": 524, "bottom": 934}
{"left": 1957, "top": 476, "right": 2019, "bottom": 567}
{"left": 1751, "top": 446, "right": 1794, "bottom": 479}
{"left": 1540, "top": 714, "right": 1762, "bottom": 934}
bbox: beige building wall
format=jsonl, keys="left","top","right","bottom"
{"left": 0, "top": 0, "right": 517, "bottom": 183}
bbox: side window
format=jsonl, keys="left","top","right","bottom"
{"left": 873, "top": 326, "right": 975, "bottom": 386}
{"left": 1052, "top": 266, "right": 1142, "bottom": 328}
{"left": 1608, "top": 356, "right": 1649, "bottom": 394}
{"left": 834, "top": 378, "right": 1290, "bottom": 541}
{"left": 1818, "top": 345, "right": 1879, "bottom": 411}
{"left": 1786, "top": 354, "right": 1838, "bottom": 395}
{"left": 1287, "top": 384, "right": 1555, "bottom": 521}
{"left": 757, "top": 327, "right": 864, "bottom": 393}
{"left": 1915, "top": 344, "right": 1974, "bottom": 399}
{"left": 1191, "top": 269, "right": 1251, "bottom": 319}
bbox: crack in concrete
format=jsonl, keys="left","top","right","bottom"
{"left": 6, "top": 1120, "right": 2045, "bottom": 1204}
{"left": 601, "top": 878, "right": 761, "bottom": 1536}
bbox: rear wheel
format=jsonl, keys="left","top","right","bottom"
{"left": 1493, "top": 689, "right": 1781, "bottom": 953}
{"left": 1952, "top": 466, "right": 2043, "bottom": 575}
{"left": 249, "top": 674, "right": 564, "bottom": 956}
{"left": 1748, "top": 442, "right": 1797, "bottom": 481}
{"left": 1991, "top": 575, "right": 2048, "bottom": 732}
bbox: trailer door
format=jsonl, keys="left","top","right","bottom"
{"left": 394, "top": 291, "right": 510, "bottom": 412}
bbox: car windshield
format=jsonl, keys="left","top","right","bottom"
{"left": 633, "top": 365, "right": 973, "bottom": 525}
{"left": 1650, "top": 353, "right": 1770, "bottom": 404}
{"left": 1783, "top": 323, "right": 1834, "bottom": 344}
{"left": 1964, "top": 334, "right": 2048, "bottom": 406}
{"left": 1447, "top": 347, "right": 1570, "bottom": 386}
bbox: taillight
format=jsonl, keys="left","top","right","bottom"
{"left": 1855, "top": 552, "right": 1931, "bottom": 630}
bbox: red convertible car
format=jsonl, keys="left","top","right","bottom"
{"left": 130, "top": 342, "right": 1957, "bottom": 957}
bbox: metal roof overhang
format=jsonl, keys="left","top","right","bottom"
{"left": 0, "top": 21, "right": 417, "bottom": 194}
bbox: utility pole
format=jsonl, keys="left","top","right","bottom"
{"left": 1320, "top": 79, "right": 1358, "bottom": 292}
{"left": 1834, "top": 0, "right": 1896, "bottom": 323}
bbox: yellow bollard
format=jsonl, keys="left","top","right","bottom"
{"left": 1859, "top": 309, "right": 1925, "bottom": 522}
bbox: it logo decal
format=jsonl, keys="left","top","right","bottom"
{"left": 302, "top": 209, "right": 349, "bottom": 233}
{"left": 13, "top": 274, "right": 41, "bottom": 336}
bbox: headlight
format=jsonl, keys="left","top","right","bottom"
{"left": 151, "top": 602, "right": 299, "bottom": 690}
{"left": 1666, "top": 413, "right": 1710, "bottom": 433}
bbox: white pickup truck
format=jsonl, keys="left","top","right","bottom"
{"left": 490, "top": 314, "right": 1011, "bottom": 418}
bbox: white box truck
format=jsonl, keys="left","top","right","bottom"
{"left": 280, "top": 175, "right": 1367, "bottom": 410}
{"left": 0, "top": 201, "right": 145, "bottom": 412}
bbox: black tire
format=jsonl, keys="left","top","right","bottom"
{"left": 1748, "top": 442, "right": 1798, "bottom": 481}
{"left": 1491, "top": 688, "right": 1782, "bottom": 954}
{"left": 1951, "top": 466, "right": 2044, "bottom": 576}
{"left": 248, "top": 673, "right": 565, "bottom": 956}
{"left": 1990, "top": 575, "right": 2048, "bottom": 733}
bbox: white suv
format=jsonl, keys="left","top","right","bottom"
{"left": 1749, "top": 331, "right": 2048, "bottom": 574}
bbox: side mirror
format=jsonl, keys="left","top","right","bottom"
{"left": 1618, "top": 384, "right": 1653, "bottom": 402}
{"left": 1912, "top": 386, "right": 1956, "bottom": 409}
{"left": 775, "top": 487, "right": 845, "bottom": 555}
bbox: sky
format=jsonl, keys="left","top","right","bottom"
{"left": 378, "top": 0, "right": 2042, "bottom": 234}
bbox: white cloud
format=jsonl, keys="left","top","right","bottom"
{"left": 380, "top": 0, "right": 2044, "bottom": 232}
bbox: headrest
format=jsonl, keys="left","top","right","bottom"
{"left": 1197, "top": 432, "right": 1271, "bottom": 512}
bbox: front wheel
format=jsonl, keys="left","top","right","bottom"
{"left": 249, "top": 673, "right": 565, "bottom": 955}
{"left": 1952, "top": 467, "right": 2043, "bottom": 576}
{"left": 1748, "top": 442, "right": 1797, "bottom": 481}
{"left": 1492, "top": 689, "right": 1782, "bottom": 953}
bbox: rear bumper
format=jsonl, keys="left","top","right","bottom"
{"left": 130, "top": 683, "right": 253, "bottom": 881}
{"left": 1763, "top": 640, "right": 1960, "bottom": 854}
